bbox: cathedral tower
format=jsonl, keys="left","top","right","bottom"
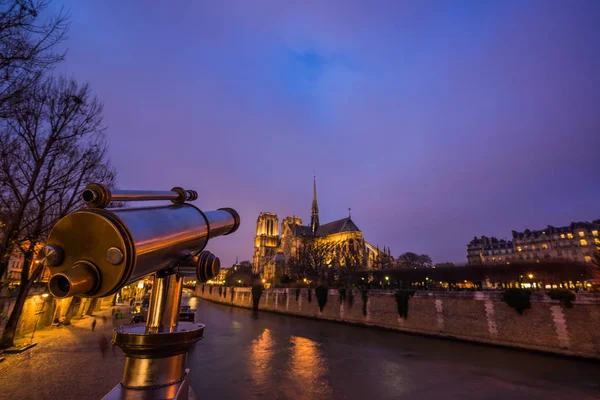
{"left": 252, "top": 212, "right": 279, "bottom": 274}
{"left": 311, "top": 176, "right": 320, "bottom": 235}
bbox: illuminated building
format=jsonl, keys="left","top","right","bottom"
{"left": 468, "top": 220, "right": 600, "bottom": 264}
{"left": 253, "top": 177, "right": 390, "bottom": 281}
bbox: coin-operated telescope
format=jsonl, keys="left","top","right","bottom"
{"left": 40, "top": 184, "right": 240, "bottom": 399}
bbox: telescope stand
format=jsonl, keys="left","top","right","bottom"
{"left": 104, "top": 273, "right": 204, "bottom": 400}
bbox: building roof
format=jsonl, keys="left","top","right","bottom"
{"left": 295, "top": 225, "right": 313, "bottom": 237}
{"left": 292, "top": 217, "right": 362, "bottom": 238}
{"left": 316, "top": 217, "right": 361, "bottom": 236}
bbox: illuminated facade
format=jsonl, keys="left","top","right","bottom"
{"left": 468, "top": 220, "right": 600, "bottom": 265}
{"left": 253, "top": 178, "right": 389, "bottom": 281}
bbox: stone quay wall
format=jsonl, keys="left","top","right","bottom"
{"left": 0, "top": 291, "right": 111, "bottom": 339}
{"left": 193, "top": 285, "right": 600, "bottom": 360}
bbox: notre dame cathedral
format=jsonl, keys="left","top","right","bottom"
{"left": 253, "top": 177, "right": 391, "bottom": 282}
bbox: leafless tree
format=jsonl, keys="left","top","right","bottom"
{"left": 337, "top": 242, "right": 365, "bottom": 287}
{"left": 288, "top": 239, "right": 334, "bottom": 284}
{"left": 0, "top": 0, "right": 69, "bottom": 116}
{"left": 0, "top": 76, "right": 115, "bottom": 348}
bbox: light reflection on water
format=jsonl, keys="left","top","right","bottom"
{"left": 187, "top": 298, "right": 600, "bottom": 400}
{"left": 247, "top": 329, "right": 275, "bottom": 389}
{"left": 287, "top": 336, "right": 333, "bottom": 400}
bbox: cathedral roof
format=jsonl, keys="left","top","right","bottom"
{"left": 316, "top": 217, "right": 361, "bottom": 236}
{"left": 295, "top": 225, "right": 313, "bottom": 237}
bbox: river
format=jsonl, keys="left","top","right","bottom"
{"left": 184, "top": 295, "right": 600, "bottom": 400}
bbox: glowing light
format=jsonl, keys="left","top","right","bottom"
{"left": 41, "top": 293, "right": 49, "bottom": 298}
{"left": 385, "top": 276, "right": 389, "bottom": 281}
{"left": 137, "top": 281, "right": 144, "bottom": 289}
{"left": 303, "top": 278, "right": 307, "bottom": 283}
{"left": 262, "top": 279, "right": 266, "bottom": 283}
{"left": 528, "top": 274, "right": 533, "bottom": 279}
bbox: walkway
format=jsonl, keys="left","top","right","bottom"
{"left": 0, "top": 306, "right": 127, "bottom": 399}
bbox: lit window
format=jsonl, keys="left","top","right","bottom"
{"left": 560, "top": 234, "right": 565, "bottom": 239}
{"left": 517, "top": 247, "right": 522, "bottom": 252}
{"left": 595, "top": 238, "right": 600, "bottom": 245}
{"left": 542, "top": 244, "right": 548, "bottom": 250}
{"left": 593, "top": 230, "right": 598, "bottom": 237}
{"left": 532, "top": 245, "right": 536, "bottom": 250}
{"left": 584, "top": 256, "right": 592, "bottom": 263}
{"left": 498, "top": 257, "right": 502, "bottom": 261}
{"left": 580, "top": 239, "right": 588, "bottom": 246}
{"left": 578, "top": 231, "right": 585, "bottom": 238}
{"left": 567, "top": 233, "right": 573, "bottom": 239}
{"left": 492, "top": 257, "right": 495, "bottom": 261}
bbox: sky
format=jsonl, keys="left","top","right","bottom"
{"left": 48, "top": 0, "right": 600, "bottom": 266}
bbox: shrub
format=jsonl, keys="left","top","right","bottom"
{"left": 394, "top": 290, "right": 415, "bottom": 319}
{"left": 338, "top": 288, "right": 346, "bottom": 304}
{"left": 547, "top": 289, "right": 576, "bottom": 308}
{"left": 308, "top": 288, "right": 312, "bottom": 303}
{"left": 361, "top": 289, "right": 369, "bottom": 316}
{"left": 296, "top": 288, "right": 301, "bottom": 302}
{"left": 315, "top": 286, "right": 329, "bottom": 312}
{"left": 252, "top": 284, "right": 264, "bottom": 311}
{"left": 502, "top": 288, "right": 531, "bottom": 315}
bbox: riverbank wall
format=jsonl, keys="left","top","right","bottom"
{"left": 193, "top": 285, "right": 600, "bottom": 360}
{"left": 0, "top": 288, "right": 112, "bottom": 339}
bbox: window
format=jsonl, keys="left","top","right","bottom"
{"left": 498, "top": 257, "right": 502, "bottom": 261}
{"left": 567, "top": 233, "right": 574, "bottom": 239}
{"left": 560, "top": 234, "right": 566, "bottom": 239}
{"left": 541, "top": 244, "right": 548, "bottom": 250}
{"left": 532, "top": 245, "right": 536, "bottom": 250}
{"left": 517, "top": 246, "right": 522, "bottom": 252}
{"left": 585, "top": 256, "right": 592, "bottom": 263}
{"left": 578, "top": 231, "right": 585, "bottom": 238}
{"left": 580, "top": 239, "right": 588, "bottom": 246}
{"left": 595, "top": 238, "right": 600, "bottom": 245}
{"left": 557, "top": 250, "right": 562, "bottom": 256}
{"left": 593, "top": 230, "right": 598, "bottom": 237}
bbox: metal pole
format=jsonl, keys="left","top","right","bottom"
{"left": 106, "top": 271, "right": 204, "bottom": 399}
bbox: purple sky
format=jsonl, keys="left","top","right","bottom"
{"left": 50, "top": 1, "right": 600, "bottom": 266}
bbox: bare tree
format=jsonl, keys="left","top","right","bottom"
{"left": 397, "top": 252, "right": 433, "bottom": 268}
{"left": 288, "top": 239, "right": 334, "bottom": 284}
{"left": 0, "top": 76, "right": 115, "bottom": 348}
{"left": 0, "top": 0, "right": 69, "bottom": 116}
{"left": 338, "top": 241, "right": 365, "bottom": 287}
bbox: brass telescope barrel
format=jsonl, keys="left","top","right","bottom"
{"left": 45, "top": 192, "right": 240, "bottom": 298}
{"left": 82, "top": 183, "right": 198, "bottom": 208}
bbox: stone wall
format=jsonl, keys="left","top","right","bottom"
{"left": 193, "top": 285, "right": 600, "bottom": 359}
{"left": 0, "top": 293, "right": 109, "bottom": 339}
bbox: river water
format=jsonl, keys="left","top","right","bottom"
{"left": 185, "top": 295, "right": 600, "bottom": 400}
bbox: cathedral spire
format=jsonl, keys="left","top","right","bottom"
{"left": 311, "top": 175, "right": 320, "bottom": 235}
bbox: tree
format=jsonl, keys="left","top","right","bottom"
{"left": 397, "top": 252, "right": 433, "bottom": 268}
{"left": 288, "top": 239, "right": 334, "bottom": 284}
{"left": 0, "top": 0, "right": 68, "bottom": 117}
{"left": 0, "top": 76, "right": 115, "bottom": 348}
{"left": 337, "top": 242, "right": 365, "bottom": 287}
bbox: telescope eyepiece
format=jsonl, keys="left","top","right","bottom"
{"left": 48, "top": 261, "right": 100, "bottom": 298}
